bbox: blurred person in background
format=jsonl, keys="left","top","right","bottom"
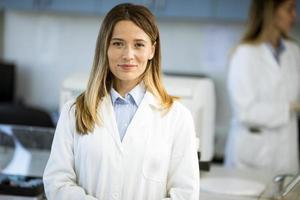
{"left": 225, "top": 0, "right": 300, "bottom": 175}
{"left": 43, "top": 3, "right": 199, "bottom": 200}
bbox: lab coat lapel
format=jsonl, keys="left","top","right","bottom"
{"left": 99, "top": 95, "right": 123, "bottom": 152}
{"left": 262, "top": 44, "right": 281, "bottom": 71}
{"left": 261, "top": 44, "right": 283, "bottom": 87}
{"left": 99, "top": 92, "right": 161, "bottom": 151}
{"left": 122, "top": 91, "right": 161, "bottom": 145}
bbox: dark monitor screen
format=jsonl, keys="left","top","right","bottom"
{"left": 0, "top": 63, "right": 15, "bottom": 102}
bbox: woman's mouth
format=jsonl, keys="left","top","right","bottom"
{"left": 118, "top": 64, "right": 137, "bottom": 70}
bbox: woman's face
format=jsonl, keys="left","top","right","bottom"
{"left": 274, "top": 0, "right": 297, "bottom": 35}
{"left": 107, "top": 20, "right": 155, "bottom": 87}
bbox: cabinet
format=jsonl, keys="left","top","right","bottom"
{"left": 97, "top": 0, "right": 213, "bottom": 19}
{"left": 153, "top": 0, "right": 213, "bottom": 19}
{"left": 0, "top": 0, "right": 214, "bottom": 19}
{"left": 213, "top": 0, "right": 251, "bottom": 21}
{"left": 0, "top": 1, "right": 4, "bottom": 9}
{"left": 0, "top": 0, "right": 150, "bottom": 15}
{"left": 0, "top": 0, "right": 34, "bottom": 10}
{"left": 98, "top": 0, "right": 148, "bottom": 15}
{"left": 0, "top": 0, "right": 298, "bottom": 24}
{"left": 0, "top": 0, "right": 97, "bottom": 13}
{"left": 44, "top": 0, "right": 97, "bottom": 14}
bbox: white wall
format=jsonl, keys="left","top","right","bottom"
{"left": 3, "top": 11, "right": 300, "bottom": 156}
{"left": 3, "top": 11, "right": 99, "bottom": 110}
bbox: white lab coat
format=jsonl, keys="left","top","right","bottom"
{"left": 225, "top": 40, "right": 300, "bottom": 175}
{"left": 43, "top": 91, "right": 200, "bottom": 200}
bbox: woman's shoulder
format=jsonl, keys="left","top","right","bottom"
{"left": 283, "top": 38, "right": 299, "bottom": 46}
{"left": 146, "top": 92, "right": 192, "bottom": 120}
{"left": 60, "top": 100, "right": 76, "bottom": 119}
{"left": 168, "top": 100, "right": 193, "bottom": 120}
{"left": 234, "top": 42, "right": 263, "bottom": 56}
{"left": 283, "top": 39, "right": 300, "bottom": 53}
{"left": 171, "top": 100, "right": 188, "bottom": 111}
{"left": 230, "top": 43, "right": 262, "bottom": 65}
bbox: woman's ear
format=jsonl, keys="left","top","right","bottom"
{"left": 149, "top": 42, "right": 156, "bottom": 60}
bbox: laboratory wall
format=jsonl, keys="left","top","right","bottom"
{"left": 2, "top": 11, "right": 300, "bottom": 156}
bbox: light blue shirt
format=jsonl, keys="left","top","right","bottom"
{"left": 266, "top": 39, "right": 285, "bottom": 64}
{"left": 110, "top": 84, "right": 145, "bottom": 141}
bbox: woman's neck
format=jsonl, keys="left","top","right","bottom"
{"left": 114, "top": 80, "right": 139, "bottom": 97}
{"left": 266, "top": 28, "right": 281, "bottom": 48}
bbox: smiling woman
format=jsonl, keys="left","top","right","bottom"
{"left": 43, "top": 3, "right": 199, "bottom": 200}
{"left": 107, "top": 20, "right": 156, "bottom": 96}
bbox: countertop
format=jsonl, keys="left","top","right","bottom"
{"left": 0, "top": 146, "right": 50, "bottom": 177}
{"left": 1, "top": 147, "right": 296, "bottom": 200}
{"left": 200, "top": 165, "right": 281, "bottom": 200}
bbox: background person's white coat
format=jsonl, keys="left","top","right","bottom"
{"left": 43, "top": 92, "right": 200, "bottom": 200}
{"left": 225, "top": 39, "right": 300, "bottom": 175}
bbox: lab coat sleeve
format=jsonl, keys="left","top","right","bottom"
{"left": 163, "top": 105, "right": 200, "bottom": 200}
{"left": 228, "top": 46, "right": 290, "bottom": 129}
{"left": 43, "top": 102, "right": 98, "bottom": 200}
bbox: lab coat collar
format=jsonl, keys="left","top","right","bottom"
{"left": 99, "top": 90, "right": 161, "bottom": 116}
{"left": 144, "top": 91, "right": 162, "bottom": 110}
{"left": 265, "top": 39, "right": 286, "bottom": 64}
{"left": 110, "top": 83, "right": 146, "bottom": 107}
{"left": 98, "top": 91, "right": 161, "bottom": 153}
{"left": 262, "top": 41, "right": 285, "bottom": 70}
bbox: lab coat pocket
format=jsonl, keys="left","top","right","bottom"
{"left": 142, "top": 143, "right": 171, "bottom": 183}
{"left": 237, "top": 128, "right": 271, "bottom": 168}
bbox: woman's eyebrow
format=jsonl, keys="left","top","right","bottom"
{"left": 111, "top": 38, "right": 124, "bottom": 41}
{"left": 134, "top": 39, "right": 147, "bottom": 42}
{"left": 110, "top": 38, "right": 148, "bottom": 44}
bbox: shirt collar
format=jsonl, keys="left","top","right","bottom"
{"left": 110, "top": 82, "right": 146, "bottom": 106}
{"left": 265, "top": 39, "right": 285, "bottom": 61}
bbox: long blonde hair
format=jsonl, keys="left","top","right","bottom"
{"left": 75, "top": 3, "right": 176, "bottom": 134}
{"left": 241, "top": 0, "right": 290, "bottom": 44}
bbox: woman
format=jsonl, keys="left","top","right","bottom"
{"left": 43, "top": 3, "right": 199, "bottom": 200}
{"left": 225, "top": 0, "right": 300, "bottom": 175}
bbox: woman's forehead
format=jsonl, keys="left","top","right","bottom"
{"left": 111, "top": 20, "right": 151, "bottom": 41}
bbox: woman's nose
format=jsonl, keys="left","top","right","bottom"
{"left": 122, "top": 46, "right": 134, "bottom": 61}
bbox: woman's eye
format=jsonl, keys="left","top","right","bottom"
{"left": 112, "top": 42, "right": 123, "bottom": 47}
{"left": 135, "top": 43, "right": 145, "bottom": 48}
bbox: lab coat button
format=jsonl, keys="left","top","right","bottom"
{"left": 112, "top": 193, "right": 119, "bottom": 199}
